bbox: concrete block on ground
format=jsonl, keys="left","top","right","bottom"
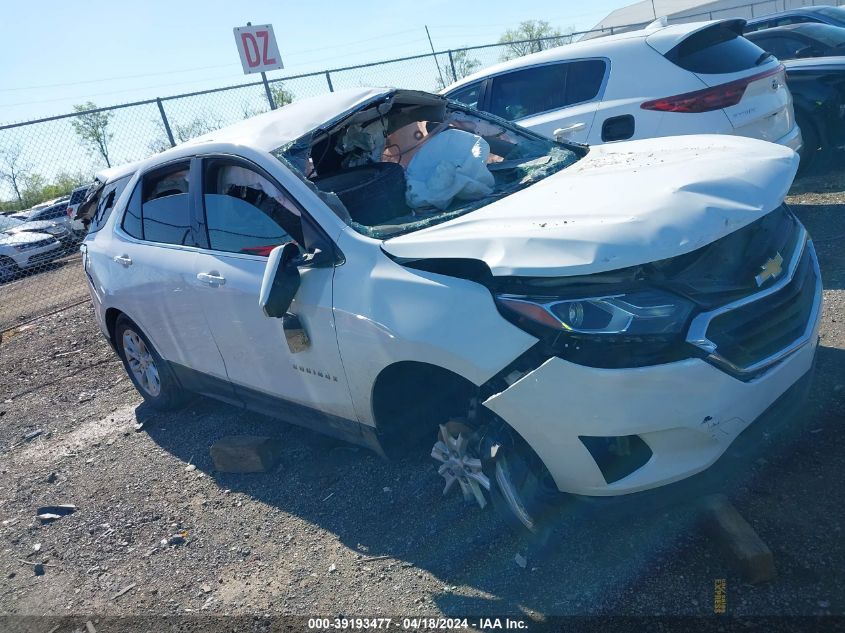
{"left": 701, "top": 493, "right": 776, "bottom": 584}
{"left": 209, "top": 436, "right": 283, "bottom": 473}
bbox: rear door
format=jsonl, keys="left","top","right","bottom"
{"left": 109, "top": 160, "right": 235, "bottom": 401}
{"left": 648, "top": 20, "right": 794, "bottom": 143}
{"left": 484, "top": 59, "right": 607, "bottom": 143}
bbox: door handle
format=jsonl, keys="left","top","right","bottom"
{"left": 553, "top": 122, "right": 586, "bottom": 141}
{"left": 197, "top": 272, "right": 226, "bottom": 286}
{"left": 113, "top": 254, "right": 132, "bottom": 267}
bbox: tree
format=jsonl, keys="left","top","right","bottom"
{"left": 0, "top": 145, "right": 30, "bottom": 205}
{"left": 436, "top": 49, "right": 482, "bottom": 90}
{"left": 241, "top": 83, "right": 295, "bottom": 120}
{"left": 270, "top": 83, "right": 294, "bottom": 108}
{"left": 70, "top": 101, "right": 114, "bottom": 167}
{"left": 149, "top": 115, "right": 221, "bottom": 153}
{"left": 498, "top": 20, "right": 572, "bottom": 61}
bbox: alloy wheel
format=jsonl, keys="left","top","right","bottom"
{"left": 122, "top": 329, "right": 161, "bottom": 397}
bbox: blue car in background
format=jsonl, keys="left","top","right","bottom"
{"left": 744, "top": 5, "right": 845, "bottom": 32}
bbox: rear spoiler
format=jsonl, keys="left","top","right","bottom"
{"left": 646, "top": 18, "right": 747, "bottom": 55}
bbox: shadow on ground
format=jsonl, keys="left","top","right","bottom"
{"left": 135, "top": 340, "right": 845, "bottom": 616}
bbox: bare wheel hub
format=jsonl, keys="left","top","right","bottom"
{"left": 431, "top": 422, "right": 490, "bottom": 509}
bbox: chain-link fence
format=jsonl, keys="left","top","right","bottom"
{"left": 0, "top": 0, "right": 841, "bottom": 332}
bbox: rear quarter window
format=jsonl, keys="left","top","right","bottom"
{"left": 665, "top": 26, "right": 766, "bottom": 74}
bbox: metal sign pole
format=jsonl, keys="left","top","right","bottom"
{"left": 262, "top": 71, "right": 276, "bottom": 109}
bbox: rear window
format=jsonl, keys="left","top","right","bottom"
{"left": 665, "top": 24, "right": 766, "bottom": 74}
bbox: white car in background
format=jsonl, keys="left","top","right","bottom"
{"left": 83, "top": 89, "right": 819, "bottom": 532}
{"left": 0, "top": 215, "right": 63, "bottom": 282}
{"left": 443, "top": 19, "right": 803, "bottom": 152}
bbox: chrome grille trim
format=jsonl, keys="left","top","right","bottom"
{"left": 686, "top": 228, "right": 821, "bottom": 377}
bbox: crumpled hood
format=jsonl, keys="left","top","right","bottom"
{"left": 383, "top": 135, "right": 799, "bottom": 277}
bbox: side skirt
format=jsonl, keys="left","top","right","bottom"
{"left": 168, "top": 361, "right": 386, "bottom": 457}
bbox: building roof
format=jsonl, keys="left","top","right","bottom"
{"left": 590, "top": 0, "right": 722, "bottom": 34}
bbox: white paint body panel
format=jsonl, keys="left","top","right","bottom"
{"left": 443, "top": 20, "right": 802, "bottom": 150}
{"left": 383, "top": 135, "right": 799, "bottom": 276}
{"left": 82, "top": 90, "right": 817, "bottom": 501}
{"left": 483, "top": 315, "right": 820, "bottom": 496}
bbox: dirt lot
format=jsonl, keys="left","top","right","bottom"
{"left": 0, "top": 163, "right": 843, "bottom": 626}
{"left": 0, "top": 252, "right": 88, "bottom": 332}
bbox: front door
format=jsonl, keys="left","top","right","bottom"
{"left": 191, "top": 157, "right": 358, "bottom": 426}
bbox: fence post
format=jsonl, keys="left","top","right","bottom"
{"left": 156, "top": 98, "right": 176, "bottom": 148}
{"left": 325, "top": 70, "right": 335, "bottom": 92}
{"left": 448, "top": 50, "right": 458, "bottom": 83}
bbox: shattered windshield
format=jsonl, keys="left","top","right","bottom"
{"left": 272, "top": 92, "right": 584, "bottom": 238}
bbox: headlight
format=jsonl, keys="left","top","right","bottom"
{"left": 44, "top": 225, "right": 64, "bottom": 235}
{"left": 497, "top": 289, "right": 693, "bottom": 336}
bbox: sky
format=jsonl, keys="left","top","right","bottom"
{"left": 0, "top": 0, "right": 634, "bottom": 124}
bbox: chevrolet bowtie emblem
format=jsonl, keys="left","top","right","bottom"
{"left": 755, "top": 252, "right": 784, "bottom": 287}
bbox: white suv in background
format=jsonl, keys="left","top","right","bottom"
{"left": 443, "top": 19, "right": 802, "bottom": 152}
{"left": 83, "top": 89, "right": 820, "bottom": 532}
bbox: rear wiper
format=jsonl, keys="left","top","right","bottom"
{"left": 755, "top": 51, "right": 775, "bottom": 65}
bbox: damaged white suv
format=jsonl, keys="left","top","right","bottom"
{"left": 83, "top": 88, "right": 821, "bottom": 531}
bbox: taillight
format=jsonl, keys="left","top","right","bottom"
{"left": 641, "top": 65, "right": 783, "bottom": 113}
{"left": 66, "top": 207, "right": 73, "bottom": 217}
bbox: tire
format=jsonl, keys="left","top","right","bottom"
{"left": 0, "top": 256, "right": 19, "bottom": 283}
{"left": 481, "top": 427, "right": 564, "bottom": 534}
{"left": 431, "top": 418, "right": 564, "bottom": 534}
{"left": 796, "top": 112, "right": 820, "bottom": 175}
{"left": 114, "top": 315, "right": 186, "bottom": 410}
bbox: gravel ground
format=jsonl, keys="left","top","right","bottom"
{"left": 0, "top": 162, "right": 843, "bottom": 625}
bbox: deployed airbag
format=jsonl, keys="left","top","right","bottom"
{"left": 405, "top": 129, "right": 495, "bottom": 210}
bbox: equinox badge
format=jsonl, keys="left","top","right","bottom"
{"left": 755, "top": 252, "right": 784, "bottom": 286}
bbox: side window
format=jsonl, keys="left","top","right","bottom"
{"left": 202, "top": 161, "right": 303, "bottom": 256}
{"left": 447, "top": 83, "right": 482, "bottom": 109}
{"left": 90, "top": 175, "right": 131, "bottom": 234}
{"left": 141, "top": 164, "right": 191, "bottom": 245}
{"left": 565, "top": 59, "right": 606, "bottom": 105}
{"left": 120, "top": 163, "right": 192, "bottom": 245}
{"left": 121, "top": 185, "right": 143, "bottom": 239}
{"left": 489, "top": 63, "right": 568, "bottom": 121}
{"left": 777, "top": 16, "right": 814, "bottom": 26}
{"left": 752, "top": 36, "right": 781, "bottom": 57}
{"left": 777, "top": 36, "right": 811, "bottom": 58}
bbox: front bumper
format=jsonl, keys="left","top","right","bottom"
{"left": 18, "top": 242, "right": 62, "bottom": 268}
{"left": 483, "top": 243, "right": 822, "bottom": 497}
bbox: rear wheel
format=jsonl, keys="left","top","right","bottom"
{"left": 114, "top": 315, "right": 186, "bottom": 410}
{"left": 431, "top": 419, "right": 563, "bottom": 533}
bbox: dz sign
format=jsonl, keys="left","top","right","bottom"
{"left": 233, "top": 24, "right": 284, "bottom": 74}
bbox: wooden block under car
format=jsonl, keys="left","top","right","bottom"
{"left": 701, "top": 493, "right": 776, "bottom": 584}
{"left": 209, "top": 436, "right": 283, "bottom": 473}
